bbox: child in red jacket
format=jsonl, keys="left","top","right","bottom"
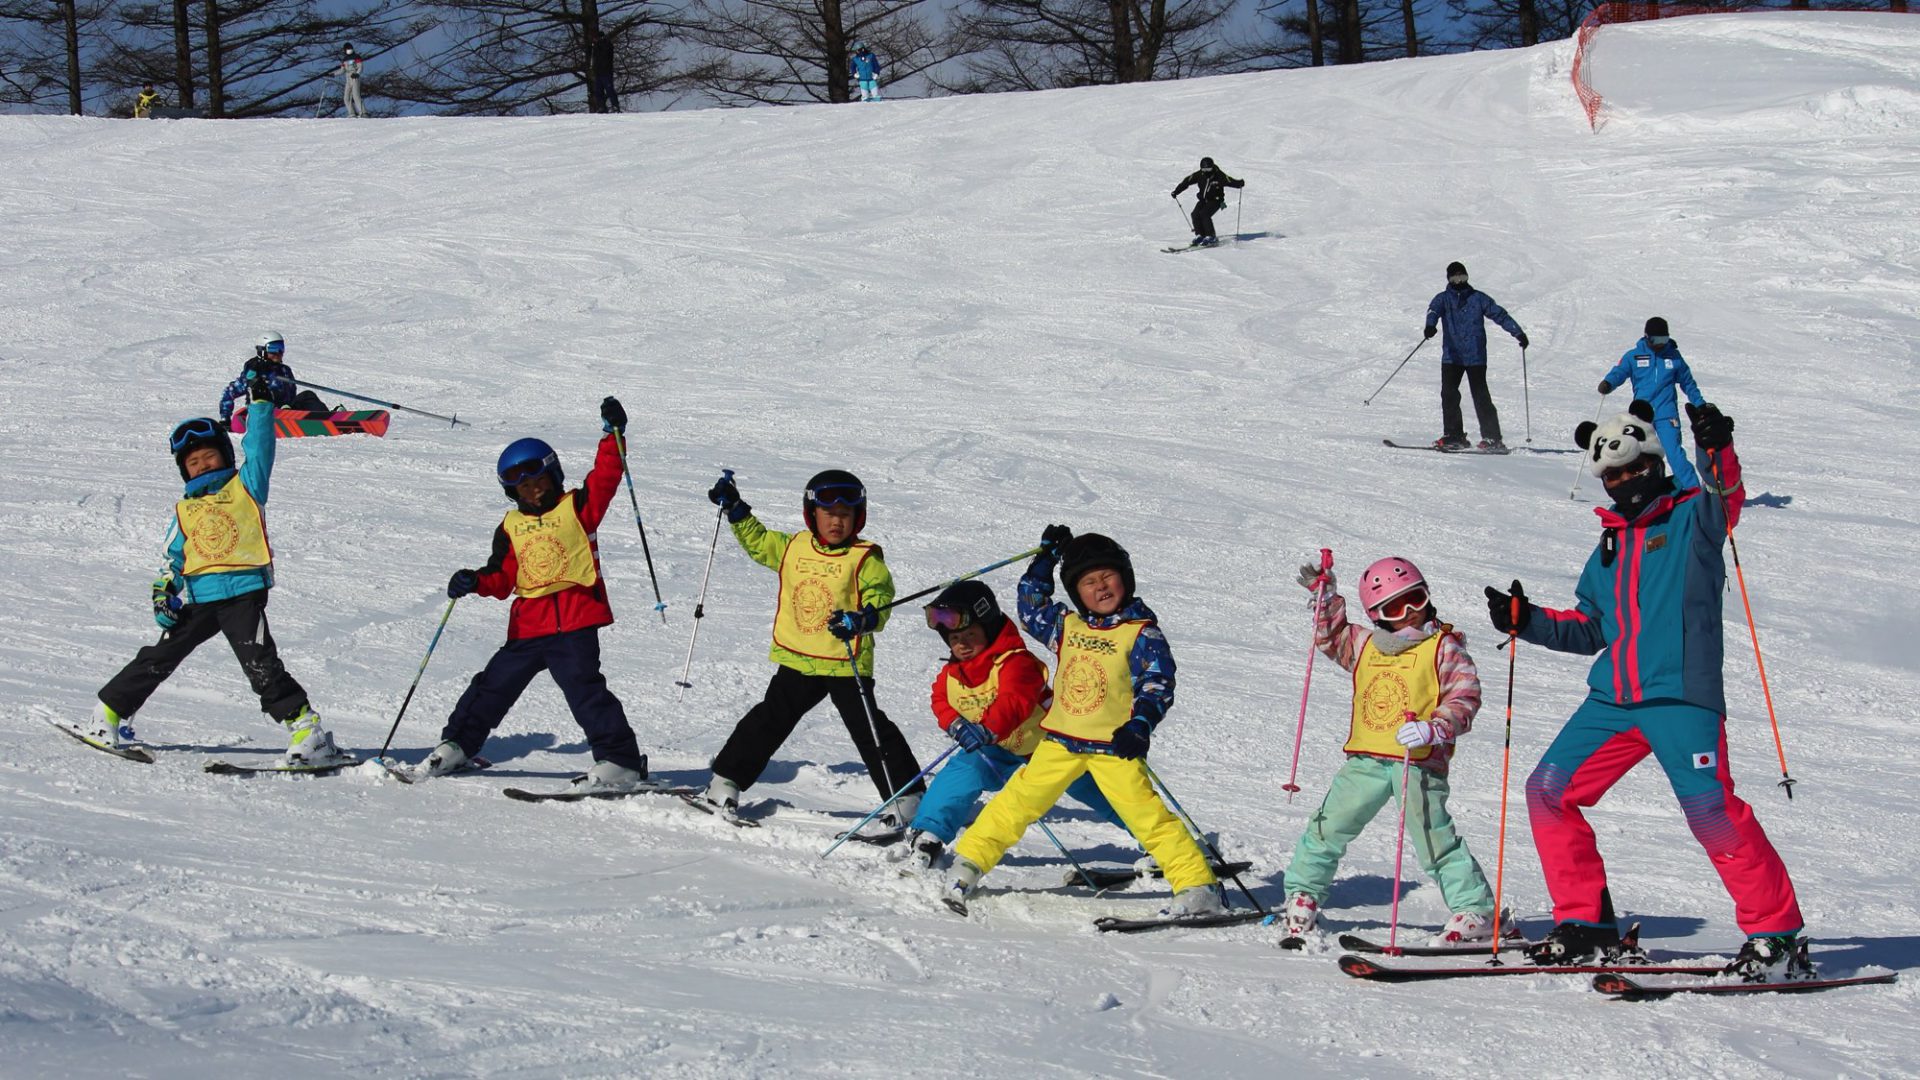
{"left": 420, "top": 398, "right": 646, "bottom": 788}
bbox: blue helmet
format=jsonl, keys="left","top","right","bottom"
{"left": 497, "top": 437, "right": 563, "bottom": 499}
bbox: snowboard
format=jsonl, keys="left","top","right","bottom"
{"left": 230, "top": 409, "right": 390, "bottom": 438}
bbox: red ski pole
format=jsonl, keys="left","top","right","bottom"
{"left": 1385, "top": 717, "right": 1415, "bottom": 957}
{"left": 1489, "top": 594, "right": 1520, "bottom": 964}
{"left": 1282, "top": 548, "right": 1334, "bottom": 802}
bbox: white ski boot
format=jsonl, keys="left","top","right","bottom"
{"left": 1161, "top": 883, "right": 1225, "bottom": 919}
{"left": 703, "top": 775, "right": 741, "bottom": 812}
{"left": 422, "top": 740, "right": 469, "bottom": 777}
{"left": 1278, "top": 892, "right": 1320, "bottom": 948}
{"left": 887, "top": 829, "right": 945, "bottom": 871}
{"left": 283, "top": 707, "right": 347, "bottom": 766}
{"left": 941, "top": 857, "right": 983, "bottom": 914}
{"left": 84, "top": 701, "right": 138, "bottom": 749}
{"left": 881, "top": 791, "right": 922, "bottom": 832}
{"left": 1428, "top": 910, "right": 1495, "bottom": 947}
{"left": 577, "top": 758, "right": 648, "bottom": 792}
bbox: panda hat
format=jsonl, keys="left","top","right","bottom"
{"left": 1576, "top": 398, "right": 1664, "bottom": 478}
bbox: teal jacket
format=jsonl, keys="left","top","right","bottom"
{"left": 168, "top": 400, "right": 277, "bottom": 604}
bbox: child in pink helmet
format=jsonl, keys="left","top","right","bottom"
{"left": 1277, "top": 555, "right": 1499, "bottom": 948}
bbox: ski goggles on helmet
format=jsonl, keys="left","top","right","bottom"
{"left": 807, "top": 482, "right": 865, "bottom": 508}
{"left": 924, "top": 604, "right": 974, "bottom": 634}
{"left": 1373, "top": 586, "right": 1430, "bottom": 623}
{"left": 169, "top": 417, "right": 220, "bottom": 453}
{"left": 499, "top": 454, "right": 554, "bottom": 486}
{"left": 1601, "top": 457, "right": 1657, "bottom": 485}
{"left": 260, "top": 341, "right": 285, "bottom": 356}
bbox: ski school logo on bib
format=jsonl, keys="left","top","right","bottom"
{"left": 518, "top": 534, "right": 569, "bottom": 588}
{"left": 1360, "top": 670, "right": 1411, "bottom": 733}
{"left": 1057, "top": 654, "right": 1109, "bottom": 716}
{"left": 186, "top": 506, "right": 241, "bottom": 560}
{"left": 791, "top": 577, "right": 834, "bottom": 633}
{"left": 1693, "top": 750, "right": 1718, "bottom": 770}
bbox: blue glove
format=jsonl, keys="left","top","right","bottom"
{"left": 827, "top": 605, "right": 880, "bottom": 641}
{"left": 447, "top": 569, "right": 479, "bottom": 599}
{"left": 152, "top": 573, "right": 183, "bottom": 628}
{"left": 601, "top": 396, "right": 627, "bottom": 434}
{"left": 1110, "top": 718, "right": 1152, "bottom": 760}
{"left": 708, "top": 473, "right": 751, "bottom": 523}
{"left": 950, "top": 720, "right": 995, "bottom": 752}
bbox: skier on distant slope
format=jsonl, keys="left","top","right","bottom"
{"left": 1171, "top": 157, "right": 1244, "bottom": 246}
{"left": 81, "top": 376, "right": 342, "bottom": 765}
{"left": 1486, "top": 399, "right": 1810, "bottom": 981}
{"left": 1598, "top": 316, "right": 1708, "bottom": 489}
{"left": 1423, "top": 261, "right": 1528, "bottom": 451}
{"left": 218, "top": 332, "right": 330, "bottom": 428}
{"left": 422, "top": 399, "right": 649, "bottom": 789}
{"left": 850, "top": 42, "right": 882, "bottom": 102}
{"left": 1277, "top": 555, "right": 1500, "bottom": 949}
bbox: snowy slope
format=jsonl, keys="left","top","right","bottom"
{"left": 3, "top": 11, "right": 1919, "bottom": 1077}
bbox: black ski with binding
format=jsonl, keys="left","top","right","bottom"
{"left": 1094, "top": 909, "right": 1269, "bottom": 934}
{"left": 1383, "top": 439, "right": 1511, "bottom": 455}
{"left": 676, "top": 792, "right": 762, "bottom": 827}
{"left": 49, "top": 719, "right": 156, "bottom": 763}
{"left": 1337, "top": 954, "right": 1722, "bottom": 982}
{"left": 1065, "top": 859, "right": 1253, "bottom": 891}
{"left": 205, "top": 756, "right": 360, "bottom": 777}
{"left": 1336, "top": 932, "right": 1534, "bottom": 957}
{"left": 1592, "top": 971, "right": 1898, "bottom": 999}
{"left": 502, "top": 780, "right": 697, "bottom": 803}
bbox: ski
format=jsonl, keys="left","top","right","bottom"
{"left": 204, "top": 756, "right": 361, "bottom": 777}
{"left": 1094, "top": 909, "right": 1270, "bottom": 934}
{"left": 1336, "top": 954, "right": 1723, "bottom": 982}
{"left": 1065, "top": 859, "right": 1254, "bottom": 891}
{"left": 372, "top": 755, "right": 493, "bottom": 785}
{"left": 1337, "top": 932, "right": 1534, "bottom": 957}
{"left": 833, "top": 825, "right": 907, "bottom": 847}
{"left": 1592, "top": 971, "right": 1898, "bottom": 999}
{"left": 1383, "top": 439, "right": 1511, "bottom": 455}
{"left": 49, "top": 719, "right": 156, "bottom": 763}
{"left": 501, "top": 780, "right": 697, "bottom": 803}
{"left": 675, "top": 792, "right": 761, "bottom": 827}
{"left": 1161, "top": 241, "right": 1224, "bottom": 254}
{"left": 943, "top": 897, "right": 970, "bottom": 918}
{"left": 231, "top": 408, "right": 390, "bottom": 438}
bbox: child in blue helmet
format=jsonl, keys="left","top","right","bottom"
{"left": 420, "top": 398, "right": 646, "bottom": 788}
{"left": 83, "top": 375, "right": 339, "bottom": 764}
{"left": 699, "top": 469, "right": 925, "bottom": 822}
{"left": 849, "top": 43, "right": 881, "bottom": 101}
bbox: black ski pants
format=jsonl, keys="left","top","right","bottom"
{"left": 98, "top": 590, "right": 309, "bottom": 722}
{"left": 439, "top": 627, "right": 645, "bottom": 772}
{"left": 1440, "top": 363, "right": 1503, "bottom": 442}
{"left": 1191, "top": 198, "right": 1225, "bottom": 240}
{"left": 712, "top": 664, "right": 924, "bottom": 800}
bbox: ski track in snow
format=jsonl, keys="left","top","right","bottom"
{"left": 3, "top": 12, "right": 1919, "bottom": 1077}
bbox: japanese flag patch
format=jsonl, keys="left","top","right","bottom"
{"left": 1692, "top": 750, "right": 1718, "bottom": 770}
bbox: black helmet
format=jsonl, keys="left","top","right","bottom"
{"left": 924, "top": 579, "right": 1005, "bottom": 641}
{"left": 1058, "top": 533, "right": 1135, "bottom": 615}
{"left": 1644, "top": 316, "right": 1670, "bottom": 337}
{"left": 1200, "top": 156, "right": 1215, "bottom": 169}
{"left": 802, "top": 468, "right": 866, "bottom": 538}
{"left": 170, "top": 417, "right": 235, "bottom": 481}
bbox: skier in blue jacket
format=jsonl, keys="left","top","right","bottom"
{"left": 850, "top": 43, "right": 881, "bottom": 102}
{"left": 1423, "top": 262, "right": 1528, "bottom": 451}
{"left": 1599, "top": 317, "right": 1707, "bottom": 489}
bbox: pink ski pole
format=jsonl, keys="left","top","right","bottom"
{"left": 1385, "top": 713, "right": 1416, "bottom": 956}
{"left": 1282, "top": 548, "right": 1334, "bottom": 802}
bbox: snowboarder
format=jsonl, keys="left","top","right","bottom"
{"left": 1598, "top": 317, "right": 1708, "bottom": 489}
{"left": 850, "top": 43, "right": 881, "bottom": 102}
{"left": 1170, "top": 157, "right": 1244, "bottom": 246}
{"left": 1278, "top": 556, "right": 1498, "bottom": 947}
{"left": 340, "top": 44, "right": 368, "bottom": 118}
{"left": 699, "top": 469, "right": 925, "bottom": 821}
{"left": 1423, "top": 261, "right": 1528, "bottom": 451}
{"left": 217, "top": 333, "right": 331, "bottom": 427}
{"left": 422, "top": 400, "right": 649, "bottom": 788}
{"left": 891, "top": 579, "right": 1129, "bottom": 871}
{"left": 83, "top": 380, "right": 341, "bottom": 764}
{"left": 944, "top": 530, "right": 1222, "bottom": 917}
{"left": 589, "top": 28, "right": 620, "bottom": 113}
{"left": 135, "top": 83, "right": 158, "bottom": 118}
{"left": 1487, "top": 399, "right": 1809, "bottom": 980}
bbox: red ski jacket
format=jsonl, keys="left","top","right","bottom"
{"left": 928, "top": 617, "right": 1049, "bottom": 741}
{"left": 473, "top": 432, "right": 623, "bottom": 640}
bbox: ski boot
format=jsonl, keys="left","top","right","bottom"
{"left": 942, "top": 857, "right": 983, "bottom": 914}
{"left": 84, "top": 702, "right": 138, "bottom": 750}
{"left": 1428, "top": 910, "right": 1495, "bottom": 947}
{"left": 702, "top": 775, "right": 741, "bottom": 813}
{"left": 1433, "top": 434, "right": 1471, "bottom": 451}
{"left": 422, "top": 740, "right": 470, "bottom": 777}
{"left": 1477, "top": 438, "right": 1507, "bottom": 452}
{"left": 1524, "top": 921, "right": 1643, "bottom": 965}
{"left": 1724, "top": 934, "right": 1815, "bottom": 983}
{"left": 575, "top": 756, "right": 648, "bottom": 792}
{"left": 1161, "top": 883, "right": 1225, "bottom": 919}
{"left": 1277, "top": 892, "right": 1319, "bottom": 949}
{"left": 887, "top": 830, "right": 945, "bottom": 872}
{"left": 879, "top": 791, "right": 922, "bottom": 832}
{"left": 283, "top": 707, "right": 347, "bottom": 766}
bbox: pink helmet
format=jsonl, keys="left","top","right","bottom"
{"left": 1358, "top": 556, "right": 1427, "bottom": 617}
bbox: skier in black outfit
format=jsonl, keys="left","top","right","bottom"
{"left": 1171, "top": 158, "right": 1245, "bottom": 245}
{"left": 589, "top": 29, "right": 619, "bottom": 113}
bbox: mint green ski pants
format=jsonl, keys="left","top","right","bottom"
{"left": 1283, "top": 754, "right": 1494, "bottom": 915}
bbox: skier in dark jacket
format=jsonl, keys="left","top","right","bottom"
{"left": 589, "top": 29, "right": 619, "bottom": 112}
{"left": 1423, "top": 262, "right": 1528, "bottom": 451}
{"left": 1171, "top": 158, "right": 1245, "bottom": 246}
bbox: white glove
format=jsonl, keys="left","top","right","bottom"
{"left": 1297, "top": 563, "right": 1335, "bottom": 593}
{"left": 1396, "top": 720, "right": 1443, "bottom": 748}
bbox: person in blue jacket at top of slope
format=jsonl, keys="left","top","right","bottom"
{"left": 1424, "top": 261, "right": 1528, "bottom": 451}
{"left": 850, "top": 43, "right": 882, "bottom": 101}
{"left": 1599, "top": 316, "right": 1708, "bottom": 489}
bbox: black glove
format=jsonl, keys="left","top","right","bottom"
{"left": 242, "top": 365, "right": 275, "bottom": 403}
{"left": 1516, "top": 332, "right": 1530, "bottom": 349}
{"left": 1423, "top": 325, "right": 1437, "bottom": 340}
{"left": 1110, "top": 718, "right": 1152, "bottom": 760}
{"left": 1485, "top": 580, "right": 1530, "bottom": 636}
{"left": 1597, "top": 380, "right": 1613, "bottom": 395}
{"left": 708, "top": 473, "right": 751, "bottom": 522}
{"left": 827, "top": 605, "right": 880, "bottom": 641}
{"left": 1687, "top": 402, "right": 1734, "bottom": 451}
{"left": 1039, "top": 524, "right": 1073, "bottom": 557}
{"left": 1170, "top": 190, "right": 1180, "bottom": 199}
{"left": 448, "top": 569, "right": 479, "bottom": 599}
{"left": 601, "top": 396, "right": 627, "bottom": 434}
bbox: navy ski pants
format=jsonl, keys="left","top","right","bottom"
{"left": 439, "top": 627, "right": 644, "bottom": 771}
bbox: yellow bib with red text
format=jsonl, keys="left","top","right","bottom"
{"left": 1042, "top": 614, "right": 1144, "bottom": 742}
{"left": 503, "top": 496, "right": 598, "bottom": 599}
{"left": 176, "top": 475, "right": 272, "bottom": 576}
{"left": 945, "top": 652, "right": 1049, "bottom": 757}
{"left": 773, "top": 537, "right": 876, "bottom": 661}
{"left": 1347, "top": 633, "right": 1442, "bottom": 761}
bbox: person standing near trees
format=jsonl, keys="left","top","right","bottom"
{"left": 589, "top": 28, "right": 621, "bottom": 112}
{"left": 850, "top": 43, "right": 882, "bottom": 102}
{"left": 340, "top": 44, "right": 368, "bottom": 118}
{"left": 135, "top": 84, "right": 159, "bottom": 118}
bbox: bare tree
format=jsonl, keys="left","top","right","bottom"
{"left": 1446, "top": 0, "right": 1587, "bottom": 48}
{"left": 1234, "top": 0, "right": 1439, "bottom": 70}
{"left": 942, "top": 0, "right": 1235, "bottom": 92}
{"left": 0, "top": 0, "right": 119, "bottom": 112}
{"left": 682, "top": 0, "right": 954, "bottom": 105}
{"left": 380, "top": 0, "right": 685, "bottom": 114}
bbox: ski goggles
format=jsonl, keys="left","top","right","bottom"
{"left": 924, "top": 604, "right": 974, "bottom": 634}
{"left": 169, "top": 417, "right": 220, "bottom": 453}
{"left": 499, "top": 453, "right": 554, "bottom": 486}
{"left": 1373, "top": 586, "right": 1429, "bottom": 623}
{"left": 1447, "top": 274, "right": 1469, "bottom": 286}
{"left": 260, "top": 341, "right": 285, "bottom": 356}
{"left": 1647, "top": 335, "right": 1670, "bottom": 348}
{"left": 1601, "top": 457, "right": 1657, "bottom": 485}
{"left": 807, "top": 483, "right": 865, "bottom": 508}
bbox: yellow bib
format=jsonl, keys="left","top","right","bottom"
{"left": 176, "top": 475, "right": 272, "bottom": 576}
{"left": 946, "top": 652, "right": 1049, "bottom": 757}
{"left": 773, "top": 537, "right": 877, "bottom": 661}
{"left": 1042, "top": 614, "right": 1145, "bottom": 742}
{"left": 503, "top": 495, "right": 598, "bottom": 599}
{"left": 1347, "top": 633, "right": 1444, "bottom": 761}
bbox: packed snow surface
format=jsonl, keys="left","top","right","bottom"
{"left": 3, "top": 11, "right": 1918, "bottom": 1077}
